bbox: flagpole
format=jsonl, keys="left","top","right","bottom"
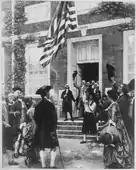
{"left": 11, "top": 0, "right": 15, "bottom": 88}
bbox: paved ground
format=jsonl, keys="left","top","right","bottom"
{"left": 3, "top": 138, "right": 104, "bottom": 169}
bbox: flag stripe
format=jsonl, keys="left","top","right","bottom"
{"left": 41, "top": 36, "right": 65, "bottom": 63}
{"left": 39, "top": 1, "right": 77, "bottom": 67}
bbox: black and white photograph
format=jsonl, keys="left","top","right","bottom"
{"left": 0, "top": 0, "right": 135, "bottom": 169}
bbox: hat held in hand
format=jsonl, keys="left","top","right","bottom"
{"left": 72, "top": 70, "right": 78, "bottom": 80}
{"left": 106, "top": 63, "right": 115, "bottom": 82}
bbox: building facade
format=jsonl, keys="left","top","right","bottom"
{"left": 2, "top": 1, "right": 135, "bottom": 118}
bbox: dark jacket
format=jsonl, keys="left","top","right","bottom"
{"left": 112, "top": 82, "right": 119, "bottom": 96}
{"left": 61, "top": 90, "right": 75, "bottom": 112}
{"left": 128, "top": 97, "right": 135, "bottom": 140}
{"left": 9, "top": 99, "right": 22, "bottom": 128}
{"left": 13, "top": 99, "right": 22, "bottom": 114}
{"left": 33, "top": 98, "right": 58, "bottom": 149}
{"left": 2, "top": 101, "right": 20, "bottom": 150}
{"left": 94, "top": 89, "right": 101, "bottom": 104}
{"left": 117, "top": 94, "right": 130, "bottom": 136}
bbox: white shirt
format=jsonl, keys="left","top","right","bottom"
{"left": 80, "top": 85, "right": 86, "bottom": 98}
{"left": 84, "top": 100, "right": 96, "bottom": 113}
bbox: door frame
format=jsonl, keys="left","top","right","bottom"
{"left": 123, "top": 30, "right": 135, "bottom": 84}
{"left": 67, "top": 34, "right": 102, "bottom": 92}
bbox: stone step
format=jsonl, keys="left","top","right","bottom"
{"left": 57, "top": 125, "right": 82, "bottom": 130}
{"left": 57, "top": 134, "right": 98, "bottom": 140}
{"left": 57, "top": 129, "right": 82, "bottom": 135}
{"left": 57, "top": 119, "right": 100, "bottom": 140}
{"left": 57, "top": 120, "right": 83, "bottom": 126}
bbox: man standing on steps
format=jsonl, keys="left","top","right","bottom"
{"left": 73, "top": 80, "right": 87, "bottom": 118}
{"left": 61, "top": 84, "right": 76, "bottom": 121}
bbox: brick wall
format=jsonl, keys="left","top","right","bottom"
{"left": 50, "top": 45, "right": 67, "bottom": 96}
{"left": 87, "top": 26, "right": 123, "bottom": 90}
{"left": 53, "top": 26, "right": 124, "bottom": 94}
{"left": 2, "top": 1, "right": 131, "bottom": 95}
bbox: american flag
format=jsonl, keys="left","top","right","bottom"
{"left": 39, "top": 1, "right": 77, "bottom": 67}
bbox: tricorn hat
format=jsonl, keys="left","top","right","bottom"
{"left": 36, "top": 85, "right": 52, "bottom": 96}
{"left": 12, "top": 86, "right": 22, "bottom": 92}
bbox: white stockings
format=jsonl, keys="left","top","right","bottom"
{"left": 39, "top": 148, "right": 57, "bottom": 168}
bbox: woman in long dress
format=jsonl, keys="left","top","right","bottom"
{"left": 23, "top": 105, "right": 37, "bottom": 167}
{"left": 103, "top": 89, "right": 132, "bottom": 168}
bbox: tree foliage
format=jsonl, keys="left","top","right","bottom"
{"left": 3, "top": 0, "right": 35, "bottom": 94}
{"left": 88, "top": 2, "right": 135, "bottom": 32}
{"left": 89, "top": 2, "right": 135, "bottom": 19}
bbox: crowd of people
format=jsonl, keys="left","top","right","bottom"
{"left": 60, "top": 76, "right": 135, "bottom": 168}
{"left": 73, "top": 77, "right": 135, "bottom": 168}
{"left": 2, "top": 75, "right": 135, "bottom": 169}
{"left": 2, "top": 85, "right": 60, "bottom": 168}
{"left": 2, "top": 87, "right": 36, "bottom": 166}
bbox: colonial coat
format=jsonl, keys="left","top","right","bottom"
{"left": 33, "top": 97, "right": 58, "bottom": 150}
{"left": 61, "top": 90, "right": 75, "bottom": 113}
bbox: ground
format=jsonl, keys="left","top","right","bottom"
{"left": 3, "top": 138, "right": 104, "bottom": 169}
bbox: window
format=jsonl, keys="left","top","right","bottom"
{"left": 25, "top": 44, "right": 50, "bottom": 95}
{"left": 123, "top": 30, "right": 135, "bottom": 84}
{"left": 25, "top": 2, "right": 51, "bottom": 24}
{"left": 75, "top": 39, "right": 99, "bottom": 63}
{"left": 75, "top": 2, "right": 99, "bottom": 15}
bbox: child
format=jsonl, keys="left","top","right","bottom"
{"left": 23, "top": 101, "right": 37, "bottom": 167}
{"left": 14, "top": 97, "right": 36, "bottom": 158}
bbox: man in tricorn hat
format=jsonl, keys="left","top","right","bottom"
{"left": 33, "top": 85, "right": 59, "bottom": 168}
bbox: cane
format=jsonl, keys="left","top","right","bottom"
{"left": 57, "top": 137, "right": 65, "bottom": 169}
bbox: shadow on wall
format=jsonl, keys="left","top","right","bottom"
{"left": 50, "top": 66, "right": 57, "bottom": 85}
{"left": 50, "top": 66, "right": 59, "bottom": 105}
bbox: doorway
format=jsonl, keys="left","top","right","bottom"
{"left": 78, "top": 63, "right": 99, "bottom": 83}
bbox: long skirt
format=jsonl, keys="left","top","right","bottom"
{"left": 82, "top": 112, "right": 97, "bottom": 135}
{"left": 78, "top": 99, "right": 84, "bottom": 117}
{"left": 9, "top": 114, "right": 21, "bottom": 129}
{"left": 22, "top": 122, "right": 38, "bottom": 166}
{"left": 3, "top": 125, "right": 19, "bottom": 151}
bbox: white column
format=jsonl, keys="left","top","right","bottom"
{"left": 0, "top": 0, "right": 3, "bottom": 167}
{"left": 25, "top": 45, "right": 30, "bottom": 95}
{"left": 1, "top": 47, "right": 5, "bottom": 95}
{"left": 67, "top": 39, "right": 72, "bottom": 89}
{"left": 47, "top": 64, "right": 50, "bottom": 85}
{"left": 99, "top": 35, "right": 102, "bottom": 94}
{"left": 1, "top": 10, "right": 5, "bottom": 95}
{"left": 123, "top": 31, "right": 128, "bottom": 84}
{"left": 11, "top": 0, "right": 15, "bottom": 87}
